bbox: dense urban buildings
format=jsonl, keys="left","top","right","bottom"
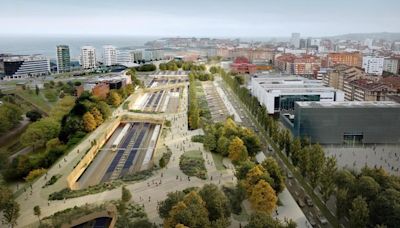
{"left": 250, "top": 74, "right": 344, "bottom": 114}
{"left": 286, "top": 101, "right": 400, "bottom": 144}
{"left": 275, "top": 54, "right": 321, "bottom": 76}
{"left": 56, "top": 45, "right": 71, "bottom": 73}
{"left": 80, "top": 46, "right": 97, "bottom": 69}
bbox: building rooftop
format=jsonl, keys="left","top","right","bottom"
{"left": 296, "top": 101, "right": 400, "bottom": 108}
{"left": 252, "top": 75, "right": 339, "bottom": 93}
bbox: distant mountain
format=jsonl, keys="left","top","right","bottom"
{"left": 326, "top": 32, "right": 400, "bottom": 41}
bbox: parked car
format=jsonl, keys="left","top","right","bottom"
{"left": 296, "top": 198, "right": 306, "bottom": 208}
{"left": 305, "top": 196, "right": 314, "bottom": 207}
{"left": 287, "top": 171, "right": 293, "bottom": 179}
{"left": 318, "top": 215, "right": 328, "bottom": 225}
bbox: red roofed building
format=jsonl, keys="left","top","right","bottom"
{"left": 275, "top": 54, "right": 321, "bottom": 76}
{"left": 230, "top": 57, "right": 257, "bottom": 74}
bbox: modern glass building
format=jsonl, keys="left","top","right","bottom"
{"left": 56, "top": 45, "right": 71, "bottom": 73}
{"left": 285, "top": 101, "right": 400, "bottom": 144}
{"left": 1, "top": 55, "right": 50, "bottom": 79}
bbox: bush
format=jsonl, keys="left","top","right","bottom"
{"left": 26, "top": 110, "right": 42, "bottom": 122}
{"left": 43, "top": 175, "right": 61, "bottom": 188}
{"left": 159, "top": 148, "right": 172, "bottom": 168}
{"left": 191, "top": 135, "right": 205, "bottom": 143}
{"left": 25, "top": 168, "right": 47, "bottom": 182}
{"left": 49, "top": 181, "right": 123, "bottom": 200}
{"left": 179, "top": 153, "right": 207, "bottom": 180}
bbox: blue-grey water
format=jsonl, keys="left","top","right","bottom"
{"left": 0, "top": 35, "right": 159, "bottom": 60}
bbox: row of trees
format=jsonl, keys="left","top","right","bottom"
{"left": 1, "top": 181, "right": 20, "bottom": 227}
{"left": 190, "top": 71, "right": 214, "bottom": 81}
{"left": 159, "top": 184, "right": 231, "bottom": 228}
{"left": 135, "top": 64, "right": 156, "bottom": 72}
{"left": 188, "top": 73, "right": 200, "bottom": 129}
{"left": 203, "top": 118, "right": 261, "bottom": 162}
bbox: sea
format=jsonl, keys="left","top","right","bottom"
{"left": 0, "top": 35, "right": 159, "bottom": 60}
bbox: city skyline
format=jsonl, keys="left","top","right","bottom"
{"left": 2, "top": 0, "right": 400, "bottom": 37}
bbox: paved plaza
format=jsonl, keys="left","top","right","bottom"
{"left": 324, "top": 144, "right": 400, "bottom": 175}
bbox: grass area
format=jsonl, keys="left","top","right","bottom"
{"left": 179, "top": 150, "right": 207, "bottom": 179}
{"left": 18, "top": 90, "right": 53, "bottom": 114}
{"left": 211, "top": 152, "right": 225, "bottom": 171}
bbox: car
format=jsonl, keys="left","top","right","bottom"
{"left": 268, "top": 145, "right": 273, "bottom": 151}
{"left": 318, "top": 215, "right": 328, "bottom": 225}
{"left": 287, "top": 171, "right": 293, "bottom": 179}
{"left": 308, "top": 217, "right": 317, "bottom": 227}
{"left": 296, "top": 198, "right": 306, "bottom": 208}
{"left": 305, "top": 196, "right": 314, "bottom": 207}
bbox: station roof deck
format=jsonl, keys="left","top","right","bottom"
{"left": 296, "top": 101, "right": 400, "bottom": 108}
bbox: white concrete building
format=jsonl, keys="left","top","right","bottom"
{"left": 116, "top": 49, "right": 134, "bottom": 64}
{"left": 250, "top": 74, "right": 344, "bottom": 114}
{"left": 362, "top": 56, "right": 384, "bottom": 76}
{"left": 383, "top": 58, "right": 399, "bottom": 75}
{"left": 80, "top": 46, "right": 97, "bottom": 69}
{"left": 102, "top": 45, "right": 117, "bottom": 66}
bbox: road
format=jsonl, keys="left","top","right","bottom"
{"left": 217, "top": 77, "right": 332, "bottom": 228}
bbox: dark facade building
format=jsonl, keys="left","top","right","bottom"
{"left": 284, "top": 101, "right": 400, "bottom": 144}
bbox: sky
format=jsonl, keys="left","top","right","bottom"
{"left": 1, "top": 0, "right": 400, "bottom": 38}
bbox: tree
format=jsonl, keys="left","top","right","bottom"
{"left": 335, "top": 170, "right": 356, "bottom": 190}
{"left": 164, "top": 191, "right": 211, "bottom": 228}
{"left": 370, "top": 188, "right": 400, "bottom": 227}
{"left": 228, "top": 137, "right": 248, "bottom": 163}
{"left": 336, "top": 188, "right": 348, "bottom": 219}
{"left": 2, "top": 200, "right": 19, "bottom": 228}
{"left": 298, "top": 147, "right": 310, "bottom": 177}
{"left": 158, "top": 191, "right": 185, "bottom": 218}
{"left": 107, "top": 91, "right": 122, "bottom": 107}
{"left": 308, "top": 144, "right": 325, "bottom": 188}
{"left": 249, "top": 180, "right": 277, "bottom": 214}
{"left": 261, "top": 157, "right": 285, "bottom": 193}
{"left": 235, "top": 160, "right": 256, "bottom": 180}
{"left": 35, "top": 85, "right": 39, "bottom": 95}
{"left": 240, "top": 128, "right": 261, "bottom": 157}
{"left": 21, "top": 117, "right": 61, "bottom": 149}
{"left": 121, "top": 186, "right": 132, "bottom": 203}
{"left": 203, "top": 132, "right": 216, "bottom": 152}
{"left": 26, "top": 110, "right": 42, "bottom": 122}
{"left": 90, "top": 107, "right": 103, "bottom": 126}
{"left": 198, "top": 184, "right": 231, "bottom": 222}
{"left": 216, "top": 136, "right": 230, "bottom": 156}
{"left": 320, "top": 156, "right": 337, "bottom": 202}
{"left": 0, "top": 103, "right": 23, "bottom": 133}
{"left": 82, "top": 112, "right": 97, "bottom": 132}
{"left": 0, "top": 185, "right": 13, "bottom": 211}
{"left": 245, "top": 165, "right": 273, "bottom": 195}
{"left": 349, "top": 196, "right": 369, "bottom": 228}
{"left": 356, "top": 176, "right": 380, "bottom": 201}
{"left": 245, "top": 212, "right": 284, "bottom": 228}
{"left": 290, "top": 138, "right": 302, "bottom": 166}
{"left": 33, "top": 205, "right": 41, "bottom": 224}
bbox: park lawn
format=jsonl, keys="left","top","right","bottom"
{"left": 211, "top": 152, "right": 225, "bottom": 171}
{"left": 180, "top": 150, "right": 207, "bottom": 179}
{"left": 18, "top": 90, "right": 53, "bottom": 114}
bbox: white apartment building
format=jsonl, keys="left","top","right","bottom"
{"left": 102, "top": 45, "right": 117, "bottom": 66}
{"left": 80, "top": 46, "right": 97, "bottom": 69}
{"left": 250, "top": 74, "right": 344, "bottom": 114}
{"left": 116, "top": 49, "right": 134, "bottom": 64}
{"left": 383, "top": 58, "right": 399, "bottom": 75}
{"left": 362, "top": 56, "right": 384, "bottom": 76}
